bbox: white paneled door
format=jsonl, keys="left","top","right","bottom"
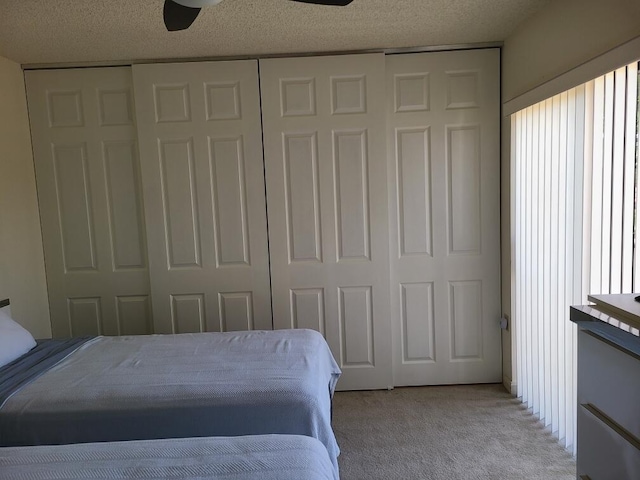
{"left": 133, "top": 61, "right": 272, "bottom": 333}
{"left": 26, "top": 68, "right": 152, "bottom": 337}
{"left": 260, "top": 54, "right": 393, "bottom": 390}
{"left": 386, "top": 49, "right": 502, "bottom": 385}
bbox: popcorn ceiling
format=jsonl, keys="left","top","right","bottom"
{"left": 0, "top": 0, "right": 551, "bottom": 65}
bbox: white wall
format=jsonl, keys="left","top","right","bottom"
{"left": 0, "top": 55, "right": 51, "bottom": 338}
{"left": 500, "top": 0, "right": 640, "bottom": 391}
{"left": 502, "top": 0, "right": 640, "bottom": 103}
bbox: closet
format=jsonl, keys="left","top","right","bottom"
{"left": 26, "top": 49, "right": 500, "bottom": 390}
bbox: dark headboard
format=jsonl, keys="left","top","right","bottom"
{"left": 0, "top": 299, "right": 10, "bottom": 309}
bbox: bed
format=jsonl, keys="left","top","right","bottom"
{"left": 0, "top": 300, "right": 342, "bottom": 474}
{"left": 0, "top": 434, "right": 338, "bottom": 480}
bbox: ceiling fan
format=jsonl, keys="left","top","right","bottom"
{"left": 164, "top": 0, "right": 354, "bottom": 32}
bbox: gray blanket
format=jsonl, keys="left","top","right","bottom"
{"left": 0, "top": 337, "right": 94, "bottom": 408}
{"left": 0, "top": 329, "right": 341, "bottom": 473}
{"left": 0, "top": 434, "right": 338, "bottom": 480}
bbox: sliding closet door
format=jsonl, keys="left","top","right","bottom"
{"left": 133, "top": 61, "right": 271, "bottom": 333}
{"left": 386, "top": 49, "right": 501, "bottom": 385}
{"left": 26, "top": 68, "right": 151, "bottom": 337}
{"left": 260, "top": 53, "right": 392, "bottom": 390}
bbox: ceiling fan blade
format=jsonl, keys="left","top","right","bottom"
{"left": 164, "top": 0, "right": 202, "bottom": 31}
{"left": 290, "top": 0, "right": 354, "bottom": 5}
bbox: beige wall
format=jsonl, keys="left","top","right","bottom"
{"left": 500, "top": 116, "right": 512, "bottom": 391}
{"left": 0, "top": 55, "right": 51, "bottom": 338}
{"left": 503, "top": 0, "right": 640, "bottom": 103}
{"left": 500, "top": 0, "right": 640, "bottom": 392}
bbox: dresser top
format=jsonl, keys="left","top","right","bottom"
{"left": 588, "top": 294, "right": 640, "bottom": 329}
{"left": 571, "top": 299, "right": 640, "bottom": 359}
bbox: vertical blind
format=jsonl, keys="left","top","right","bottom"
{"left": 510, "top": 61, "right": 639, "bottom": 453}
{"left": 589, "top": 63, "right": 639, "bottom": 294}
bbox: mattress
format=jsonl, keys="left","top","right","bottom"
{"left": 0, "top": 329, "right": 341, "bottom": 473}
{"left": 0, "top": 434, "right": 338, "bottom": 480}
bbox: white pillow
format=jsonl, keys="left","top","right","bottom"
{"left": 0, "top": 309, "right": 37, "bottom": 367}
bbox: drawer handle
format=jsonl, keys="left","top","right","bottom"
{"left": 582, "top": 403, "right": 640, "bottom": 450}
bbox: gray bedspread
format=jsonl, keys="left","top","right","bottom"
{"left": 0, "top": 434, "right": 338, "bottom": 480}
{"left": 0, "top": 337, "right": 94, "bottom": 408}
{"left": 0, "top": 329, "right": 341, "bottom": 473}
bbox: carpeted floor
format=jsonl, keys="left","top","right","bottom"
{"left": 332, "top": 384, "right": 576, "bottom": 480}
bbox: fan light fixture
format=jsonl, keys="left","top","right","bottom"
{"left": 172, "top": 0, "right": 224, "bottom": 7}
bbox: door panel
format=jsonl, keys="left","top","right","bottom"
{"left": 104, "top": 140, "right": 147, "bottom": 269}
{"left": 26, "top": 68, "right": 151, "bottom": 337}
{"left": 133, "top": 61, "right": 271, "bottom": 333}
{"left": 260, "top": 53, "right": 392, "bottom": 390}
{"left": 116, "top": 295, "right": 152, "bottom": 335}
{"left": 387, "top": 49, "right": 502, "bottom": 385}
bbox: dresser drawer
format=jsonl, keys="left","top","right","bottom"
{"left": 577, "top": 405, "right": 640, "bottom": 480}
{"left": 578, "top": 330, "right": 640, "bottom": 440}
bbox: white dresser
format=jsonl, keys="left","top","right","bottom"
{"left": 571, "top": 294, "right": 640, "bottom": 480}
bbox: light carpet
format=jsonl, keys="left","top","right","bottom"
{"left": 333, "top": 384, "right": 576, "bottom": 480}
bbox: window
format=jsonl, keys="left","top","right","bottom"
{"left": 510, "top": 61, "right": 639, "bottom": 452}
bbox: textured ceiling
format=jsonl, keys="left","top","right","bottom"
{"left": 0, "top": 0, "right": 551, "bottom": 66}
